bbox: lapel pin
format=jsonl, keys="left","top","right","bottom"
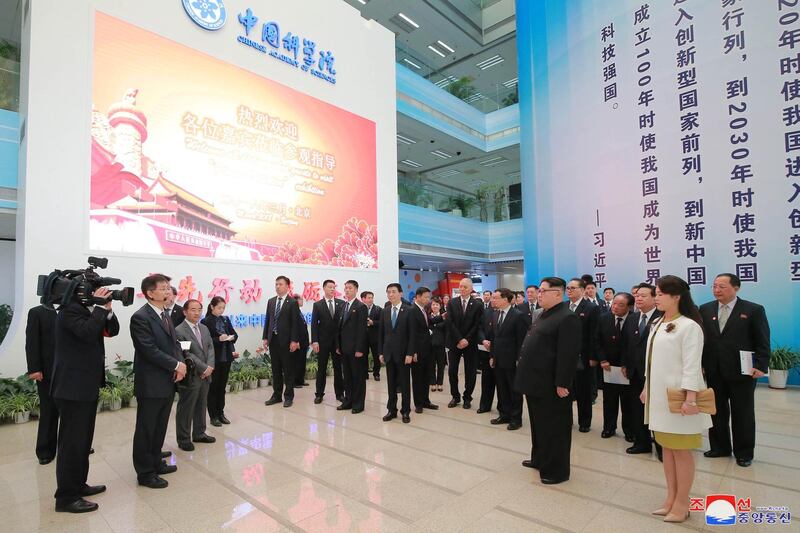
{"left": 740, "top": 314, "right": 748, "bottom": 319}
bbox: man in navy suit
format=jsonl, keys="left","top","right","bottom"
{"left": 336, "top": 280, "right": 369, "bottom": 413}
{"left": 310, "top": 280, "right": 344, "bottom": 403}
{"left": 51, "top": 288, "right": 119, "bottom": 512}
{"left": 566, "top": 278, "right": 599, "bottom": 432}
{"left": 130, "top": 274, "right": 186, "bottom": 489}
{"left": 700, "top": 273, "right": 771, "bottom": 467}
{"left": 445, "top": 278, "right": 483, "bottom": 409}
{"left": 362, "top": 291, "right": 382, "bottom": 380}
{"left": 263, "top": 276, "right": 302, "bottom": 408}
{"left": 379, "top": 283, "right": 413, "bottom": 423}
{"left": 408, "top": 286, "right": 439, "bottom": 413}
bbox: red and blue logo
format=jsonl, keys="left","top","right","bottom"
{"left": 705, "top": 494, "right": 737, "bottom": 526}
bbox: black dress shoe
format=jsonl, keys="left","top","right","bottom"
{"left": 625, "top": 445, "right": 652, "bottom": 454}
{"left": 736, "top": 458, "right": 752, "bottom": 467}
{"left": 314, "top": 396, "right": 323, "bottom": 404}
{"left": 38, "top": 457, "right": 54, "bottom": 465}
{"left": 463, "top": 400, "right": 472, "bottom": 409}
{"left": 476, "top": 407, "right": 490, "bottom": 414}
{"left": 578, "top": 426, "right": 590, "bottom": 433}
{"left": 157, "top": 464, "right": 177, "bottom": 475}
{"left": 219, "top": 414, "right": 231, "bottom": 424}
{"left": 402, "top": 415, "right": 411, "bottom": 423}
{"left": 56, "top": 498, "right": 98, "bottom": 513}
{"left": 424, "top": 403, "right": 439, "bottom": 410}
{"left": 541, "top": 477, "right": 569, "bottom": 485}
{"left": 283, "top": 399, "right": 293, "bottom": 408}
{"left": 89, "top": 448, "right": 95, "bottom": 454}
{"left": 491, "top": 417, "right": 511, "bottom": 425}
{"left": 374, "top": 375, "right": 380, "bottom": 381}
{"left": 351, "top": 408, "right": 364, "bottom": 414}
{"left": 447, "top": 399, "right": 460, "bottom": 408}
{"left": 521, "top": 460, "right": 539, "bottom": 469}
{"left": 382, "top": 412, "right": 397, "bottom": 421}
{"left": 193, "top": 435, "right": 216, "bottom": 444}
{"left": 178, "top": 441, "right": 195, "bottom": 452}
{"left": 336, "top": 404, "right": 352, "bottom": 411}
{"left": 210, "top": 418, "right": 222, "bottom": 427}
{"left": 507, "top": 422, "right": 522, "bottom": 431}
{"left": 415, "top": 407, "right": 424, "bottom": 414}
{"left": 80, "top": 484, "right": 106, "bottom": 497}
{"left": 656, "top": 448, "right": 663, "bottom": 462}
{"left": 601, "top": 430, "right": 616, "bottom": 438}
{"left": 264, "top": 397, "right": 282, "bottom": 406}
{"left": 161, "top": 450, "right": 172, "bottom": 458}
{"left": 704, "top": 449, "right": 732, "bottom": 458}
{"left": 624, "top": 435, "right": 635, "bottom": 443}
{"left": 138, "top": 476, "right": 168, "bottom": 489}
{"left": 336, "top": 395, "right": 344, "bottom": 402}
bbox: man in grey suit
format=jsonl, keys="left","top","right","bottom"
{"left": 174, "top": 300, "right": 216, "bottom": 451}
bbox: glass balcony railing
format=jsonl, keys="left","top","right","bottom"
{"left": 398, "top": 176, "right": 521, "bottom": 222}
{"left": 0, "top": 39, "right": 21, "bottom": 113}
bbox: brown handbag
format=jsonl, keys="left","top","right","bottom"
{"left": 667, "top": 388, "right": 716, "bottom": 415}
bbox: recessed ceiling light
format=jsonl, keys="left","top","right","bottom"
{"left": 478, "top": 156, "right": 509, "bottom": 167}
{"left": 436, "top": 40, "right": 455, "bottom": 53}
{"left": 430, "top": 150, "right": 453, "bottom": 159}
{"left": 398, "top": 13, "right": 419, "bottom": 29}
{"left": 396, "top": 134, "right": 417, "bottom": 145}
{"left": 356, "top": 0, "right": 367, "bottom": 5}
{"left": 402, "top": 58, "right": 421, "bottom": 69}
{"left": 427, "top": 45, "right": 446, "bottom": 58}
{"left": 433, "top": 169, "right": 461, "bottom": 178}
{"left": 502, "top": 77, "right": 519, "bottom": 88}
{"left": 400, "top": 159, "right": 423, "bottom": 168}
{"left": 477, "top": 55, "right": 504, "bottom": 70}
{"left": 435, "top": 76, "right": 457, "bottom": 88}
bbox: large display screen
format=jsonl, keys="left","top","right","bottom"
{"left": 89, "top": 12, "right": 378, "bottom": 268}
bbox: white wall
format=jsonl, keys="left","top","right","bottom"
{"left": 0, "top": 0, "right": 397, "bottom": 375}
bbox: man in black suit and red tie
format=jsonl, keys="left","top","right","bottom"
{"left": 130, "top": 274, "right": 186, "bottom": 490}
{"left": 25, "top": 304, "right": 58, "bottom": 465}
{"left": 361, "top": 291, "right": 382, "bottom": 381}
{"left": 51, "top": 288, "right": 119, "bottom": 512}
{"left": 566, "top": 278, "right": 599, "bottom": 432}
{"left": 596, "top": 292, "right": 636, "bottom": 440}
{"left": 445, "top": 278, "right": 483, "bottom": 409}
{"left": 310, "top": 280, "right": 344, "bottom": 403}
{"left": 485, "top": 288, "right": 528, "bottom": 430}
{"left": 263, "top": 276, "right": 302, "bottom": 408}
{"left": 408, "top": 286, "right": 439, "bottom": 414}
{"left": 336, "top": 280, "right": 369, "bottom": 413}
{"left": 700, "top": 273, "right": 771, "bottom": 468}
{"left": 380, "top": 283, "right": 413, "bottom": 423}
{"left": 624, "top": 283, "right": 662, "bottom": 456}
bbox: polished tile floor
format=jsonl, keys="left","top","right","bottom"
{"left": 0, "top": 376, "right": 798, "bottom": 532}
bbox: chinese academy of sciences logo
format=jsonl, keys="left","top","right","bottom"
{"left": 182, "top": 0, "right": 227, "bottom": 31}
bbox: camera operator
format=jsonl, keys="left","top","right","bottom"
{"left": 25, "top": 304, "right": 58, "bottom": 465}
{"left": 51, "top": 287, "right": 119, "bottom": 513}
{"left": 130, "top": 274, "right": 186, "bottom": 489}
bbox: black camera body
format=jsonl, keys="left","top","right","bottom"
{"left": 37, "top": 256, "right": 135, "bottom": 309}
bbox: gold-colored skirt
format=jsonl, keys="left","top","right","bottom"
{"left": 654, "top": 431, "right": 702, "bottom": 450}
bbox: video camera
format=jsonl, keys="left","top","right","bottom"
{"left": 37, "top": 257, "right": 135, "bottom": 309}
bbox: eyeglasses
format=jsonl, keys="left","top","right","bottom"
{"left": 539, "top": 289, "right": 562, "bottom": 293}
{"left": 565, "top": 286, "right": 581, "bottom": 291}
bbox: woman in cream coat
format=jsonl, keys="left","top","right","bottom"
{"left": 641, "top": 275, "right": 712, "bottom": 523}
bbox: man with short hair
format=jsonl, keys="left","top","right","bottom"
{"left": 164, "top": 286, "right": 185, "bottom": 327}
{"left": 310, "top": 280, "right": 344, "bottom": 403}
{"left": 477, "top": 289, "right": 497, "bottom": 414}
{"left": 336, "top": 280, "right": 369, "bottom": 413}
{"left": 362, "top": 291, "right": 383, "bottom": 381}
{"left": 485, "top": 288, "right": 527, "bottom": 430}
{"left": 584, "top": 280, "right": 607, "bottom": 313}
{"left": 596, "top": 293, "right": 636, "bottom": 440}
{"left": 263, "top": 276, "right": 301, "bottom": 408}
{"left": 700, "top": 273, "right": 771, "bottom": 468}
{"left": 445, "top": 278, "right": 483, "bottom": 409}
{"left": 131, "top": 274, "right": 186, "bottom": 489}
{"left": 515, "top": 277, "right": 580, "bottom": 484}
{"left": 481, "top": 290, "right": 492, "bottom": 310}
{"left": 566, "top": 278, "right": 599, "bottom": 432}
{"left": 624, "top": 282, "right": 662, "bottom": 455}
{"left": 603, "top": 287, "right": 615, "bottom": 306}
{"left": 516, "top": 285, "right": 539, "bottom": 324}
{"left": 25, "top": 304, "right": 59, "bottom": 465}
{"left": 380, "top": 283, "right": 413, "bottom": 423}
{"left": 409, "top": 286, "right": 439, "bottom": 413}
{"left": 174, "top": 299, "right": 216, "bottom": 451}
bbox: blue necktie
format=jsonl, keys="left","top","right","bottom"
{"left": 639, "top": 313, "right": 647, "bottom": 336}
{"left": 273, "top": 297, "right": 283, "bottom": 334}
{"left": 391, "top": 306, "right": 398, "bottom": 328}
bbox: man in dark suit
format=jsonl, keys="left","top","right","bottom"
{"left": 164, "top": 286, "right": 185, "bottom": 327}
{"left": 515, "top": 285, "right": 540, "bottom": 324}
{"left": 485, "top": 289, "right": 528, "bottom": 430}
{"left": 445, "top": 278, "right": 483, "bottom": 409}
{"left": 293, "top": 294, "right": 310, "bottom": 387}
{"left": 408, "top": 286, "right": 439, "bottom": 414}
{"left": 336, "top": 280, "right": 369, "bottom": 413}
{"left": 584, "top": 280, "right": 607, "bottom": 313}
{"left": 566, "top": 278, "right": 599, "bottom": 432}
{"left": 379, "top": 283, "right": 413, "bottom": 423}
{"left": 596, "top": 293, "right": 636, "bottom": 440}
{"left": 310, "top": 280, "right": 344, "bottom": 403}
{"left": 624, "top": 282, "right": 662, "bottom": 455}
{"left": 25, "top": 304, "right": 58, "bottom": 465}
{"left": 131, "top": 274, "right": 186, "bottom": 489}
{"left": 174, "top": 299, "right": 216, "bottom": 451}
{"left": 477, "top": 291, "right": 496, "bottom": 414}
{"left": 50, "top": 288, "right": 119, "bottom": 513}
{"left": 515, "top": 277, "right": 580, "bottom": 485}
{"left": 700, "top": 273, "right": 771, "bottom": 468}
{"left": 362, "top": 291, "right": 382, "bottom": 380}
{"left": 263, "top": 276, "right": 301, "bottom": 408}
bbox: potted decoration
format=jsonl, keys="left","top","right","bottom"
{"left": 7, "top": 392, "right": 32, "bottom": 424}
{"left": 242, "top": 367, "right": 258, "bottom": 390}
{"left": 768, "top": 346, "right": 800, "bottom": 389}
{"left": 108, "top": 386, "right": 123, "bottom": 411}
{"left": 475, "top": 185, "right": 491, "bottom": 222}
{"left": 256, "top": 366, "right": 271, "bottom": 388}
{"left": 305, "top": 356, "right": 319, "bottom": 381}
{"left": 98, "top": 386, "right": 112, "bottom": 412}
